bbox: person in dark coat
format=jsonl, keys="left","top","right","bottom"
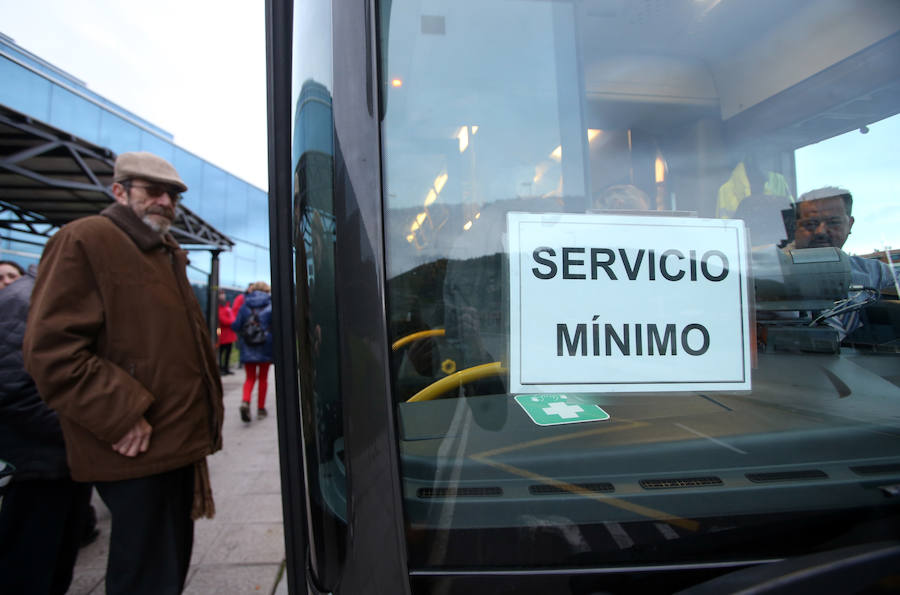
{"left": 0, "top": 259, "right": 24, "bottom": 289}
{"left": 231, "top": 281, "right": 274, "bottom": 422}
{"left": 0, "top": 265, "right": 92, "bottom": 595}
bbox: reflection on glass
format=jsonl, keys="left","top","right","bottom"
{"left": 293, "top": 78, "right": 344, "bottom": 584}
{"left": 291, "top": 0, "right": 343, "bottom": 587}
{"left": 380, "top": 0, "right": 900, "bottom": 572}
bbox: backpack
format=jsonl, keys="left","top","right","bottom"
{"left": 240, "top": 307, "right": 268, "bottom": 346}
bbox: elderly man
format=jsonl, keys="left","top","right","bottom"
{"left": 789, "top": 186, "right": 895, "bottom": 290}
{"left": 24, "top": 152, "right": 224, "bottom": 595}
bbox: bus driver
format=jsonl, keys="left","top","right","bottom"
{"left": 786, "top": 186, "right": 896, "bottom": 290}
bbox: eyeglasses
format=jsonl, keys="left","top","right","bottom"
{"left": 126, "top": 181, "right": 183, "bottom": 203}
{"left": 797, "top": 217, "right": 847, "bottom": 232}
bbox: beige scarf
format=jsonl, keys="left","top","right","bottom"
{"left": 191, "top": 459, "right": 215, "bottom": 520}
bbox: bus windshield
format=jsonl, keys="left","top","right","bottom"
{"left": 378, "top": 0, "right": 900, "bottom": 570}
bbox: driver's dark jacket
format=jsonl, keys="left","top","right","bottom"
{"left": 23, "top": 203, "right": 224, "bottom": 482}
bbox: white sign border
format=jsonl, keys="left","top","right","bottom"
{"left": 508, "top": 212, "right": 752, "bottom": 394}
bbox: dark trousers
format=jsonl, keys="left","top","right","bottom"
{"left": 219, "top": 342, "right": 233, "bottom": 371}
{"left": 0, "top": 477, "right": 92, "bottom": 595}
{"left": 95, "top": 465, "right": 195, "bottom": 595}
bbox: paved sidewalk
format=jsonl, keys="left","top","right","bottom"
{"left": 68, "top": 367, "right": 287, "bottom": 594}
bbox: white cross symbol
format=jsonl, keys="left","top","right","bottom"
{"left": 543, "top": 401, "right": 584, "bottom": 419}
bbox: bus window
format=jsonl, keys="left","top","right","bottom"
{"left": 378, "top": 0, "right": 900, "bottom": 577}
{"left": 796, "top": 113, "right": 900, "bottom": 258}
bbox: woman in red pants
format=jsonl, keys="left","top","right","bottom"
{"left": 231, "top": 281, "right": 274, "bottom": 422}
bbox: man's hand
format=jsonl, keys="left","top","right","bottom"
{"left": 112, "top": 417, "right": 152, "bottom": 457}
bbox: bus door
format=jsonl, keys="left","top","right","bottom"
{"left": 268, "top": 0, "right": 900, "bottom": 592}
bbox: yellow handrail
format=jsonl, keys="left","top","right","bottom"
{"left": 407, "top": 361, "right": 507, "bottom": 403}
{"left": 391, "top": 328, "right": 445, "bottom": 351}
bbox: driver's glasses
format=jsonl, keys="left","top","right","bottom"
{"left": 797, "top": 217, "right": 847, "bottom": 232}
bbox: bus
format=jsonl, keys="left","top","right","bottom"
{"left": 264, "top": 1, "right": 900, "bottom": 592}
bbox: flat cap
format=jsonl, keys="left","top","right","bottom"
{"left": 113, "top": 151, "right": 188, "bottom": 193}
{"left": 797, "top": 186, "right": 850, "bottom": 203}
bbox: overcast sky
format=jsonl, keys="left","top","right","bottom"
{"left": 1, "top": 1, "right": 896, "bottom": 256}
{"left": 0, "top": 0, "right": 269, "bottom": 190}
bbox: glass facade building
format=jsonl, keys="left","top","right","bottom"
{"left": 0, "top": 32, "right": 269, "bottom": 290}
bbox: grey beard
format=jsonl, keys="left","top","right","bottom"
{"left": 142, "top": 215, "right": 171, "bottom": 235}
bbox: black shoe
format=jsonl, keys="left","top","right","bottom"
{"left": 240, "top": 403, "right": 251, "bottom": 422}
{"left": 221, "top": 368, "right": 233, "bottom": 376}
{"left": 257, "top": 408, "right": 268, "bottom": 419}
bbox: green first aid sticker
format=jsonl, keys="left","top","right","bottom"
{"left": 514, "top": 394, "right": 610, "bottom": 426}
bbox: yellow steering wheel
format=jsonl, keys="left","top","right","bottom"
{"left": 391, "top": 329, "right": 445, "bottom": 351}
{"left": 407, "top": 361, "right": 507, "bottom": 402}
{"left": 391, "top": 329, "right": 507, "bottom": 402}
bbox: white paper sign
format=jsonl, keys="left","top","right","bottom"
{"left": 508, "top": 212, "right": 751, "bottom": 393}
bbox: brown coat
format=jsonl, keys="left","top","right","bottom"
{"left": 24, "top": 203, "right": 224, "bottom": 482}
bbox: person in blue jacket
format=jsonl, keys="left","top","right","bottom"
{"left": 231, "top": 281, "right": 274, "bottom": 422}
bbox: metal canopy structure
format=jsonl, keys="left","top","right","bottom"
{"left": 0, "top": 105, "right": 234, "bottom": 251}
